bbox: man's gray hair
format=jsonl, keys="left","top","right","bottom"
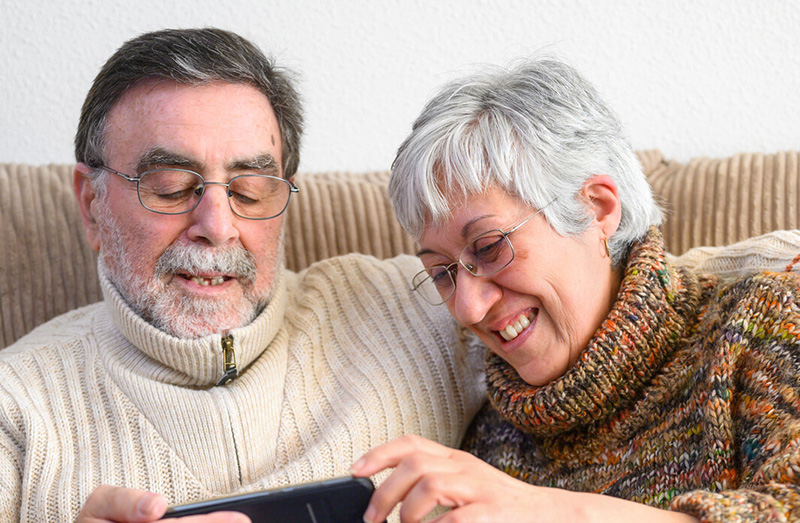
{"left": 75, "top": 27, "right": 303, "bottom": 182}
{"left": 388, "top": 58, "right": 662, "bottom": 266}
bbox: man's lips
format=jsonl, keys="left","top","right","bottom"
{"left": 177, "top": 273, "right": 233, "bottom": 287}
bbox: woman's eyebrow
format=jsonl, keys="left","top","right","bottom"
{"left": 461, "top": 215, "right": 494, "bottom": 239}
{"left": 416, "top": 215, "right": 495, "bottom": 257}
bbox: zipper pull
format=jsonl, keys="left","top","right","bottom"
{"left": 217, "top": 334, "right": 238, "bottom": 386}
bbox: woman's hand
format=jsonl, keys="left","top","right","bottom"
{"left": 76, "top": 485, "right": 250, "bottom": 523}
{"left": 350, "top": 434, "right": 700, "bottom": 523}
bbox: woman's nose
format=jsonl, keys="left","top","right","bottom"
{"left": 448, "top": 270, "right": 502, "bottom": 325}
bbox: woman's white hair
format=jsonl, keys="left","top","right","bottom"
{"left": 388, "top": 57, "right": 662, "bottom": 266}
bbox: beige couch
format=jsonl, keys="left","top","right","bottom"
{"left": 2, "top": 150, "right": 799, "bottom": 349}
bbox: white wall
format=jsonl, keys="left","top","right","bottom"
{"left": 2, "top": 0, "right": 799, "bottom": 172}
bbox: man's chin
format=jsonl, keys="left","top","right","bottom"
{"left": 151, "top": 310, "right": 256, "bottom": 339}
{"left": 146, "top": 296, "right": 265, "bottom": 339}
{"left": 105, "top": 265, "right": 274, "bottom": 339}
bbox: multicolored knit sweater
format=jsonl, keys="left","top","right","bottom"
{"left": 461, "top": 227, "right": 800, "bottom": 522}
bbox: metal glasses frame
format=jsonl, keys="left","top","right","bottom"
{"left": 99, "top": 165, "right": 299, "bottom": 220}
{"left": 411, "top": 204, "right": 551, "bottom": 305}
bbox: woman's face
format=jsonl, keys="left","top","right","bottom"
{"left": 417, "top": 186, "right": 622, "bottom": 386}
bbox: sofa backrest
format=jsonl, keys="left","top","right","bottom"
{"left": 647, "top": 151, "right": 800, "bottom": 255}
{"left": 2, "top": 149, "right": 799, "bottom": 348}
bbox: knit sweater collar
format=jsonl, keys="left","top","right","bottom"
{"left": 100, "top": 267, "right": 287, "bottom": 388}
{"left": 486, "top": 227, "right": 699, "bottom": 437}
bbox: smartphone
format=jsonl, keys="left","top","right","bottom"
{"left": 163, "top": 475, "right": 381, "bottom": 522}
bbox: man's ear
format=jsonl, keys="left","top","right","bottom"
{"left": 74, "top": 162, "right": 101, "bottom": 252}
{"left": 580, "top": 174, "right": 622, "bottom": 239}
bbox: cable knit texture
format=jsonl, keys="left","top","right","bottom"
{"left": 462, "top": 227, "right": 800, "bottom": 522}
{"left": 0, "top": 253, "right": 486, "bottom": 522}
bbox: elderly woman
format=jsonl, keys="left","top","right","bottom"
{"left": 350, "top": 58, "right": 800, "bottom": 522}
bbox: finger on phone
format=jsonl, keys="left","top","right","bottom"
{"left": 351, "top": 434, "right": 452, "bottom": 477}
{"left": 77, "top": 485, "right": 167, "bottom": 522}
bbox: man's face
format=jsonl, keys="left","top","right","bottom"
{"left": 77, "top": 80, "right": 287, "bottom": 338}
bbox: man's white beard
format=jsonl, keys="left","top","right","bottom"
{"left": 95, "top": 197, "right": 280, "bottom": 339}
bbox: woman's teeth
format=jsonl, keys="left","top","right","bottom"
{"left": 499, "top": 313, "right": 531, "bottom": 341}
{"left": 190, "top": 276, "right": 226, "bottom": 286}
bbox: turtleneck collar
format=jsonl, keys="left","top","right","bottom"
{"left": 485, "top": 227, "right": 705, "bottom": 437}
{"left": 99, "top": 266, "right": 288, "bottom": 388}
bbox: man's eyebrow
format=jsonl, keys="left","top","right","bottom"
{"left": 136, "top": 148, "right": 199, "bottom": 172}
{"left": 135, "top": 150, "right": 281, "bottom": 177}
{"left": 228, "top": 154, "right": 280, "bottom": 176}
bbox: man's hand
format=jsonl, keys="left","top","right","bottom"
{"left": 76, "top": 485, "right": 250, "bottom": 523}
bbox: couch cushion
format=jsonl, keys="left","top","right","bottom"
{"left": 284, "top": 171, "right": 415, "bottom": 272}
{"left": 2, "top": 151, "right": 797, "bottom": 349}
{"left": 0, "top": 164, "right": 101, "bottom": 348}
{"left": 647, "top": 151, "right": 800, "bottom": 255}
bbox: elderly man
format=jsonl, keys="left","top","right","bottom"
{"left": 0, "top": 28, "right": 485, "bottom": 522}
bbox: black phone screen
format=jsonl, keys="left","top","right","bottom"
{"left": 163, "top": 475, "right": 380, "bottom": 523}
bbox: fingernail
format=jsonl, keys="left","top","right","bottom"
{"left": 136, "top": 494, "right": 160, "bottom": 517}
{"left": 350, "top": 457, "right": 365, "bottom": 474}
{"left": 363, "top": 504, "right": 376, "bottom": 523}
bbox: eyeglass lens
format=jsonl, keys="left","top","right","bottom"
{"left": 414, "top": 232, "right": 514, "bottom": 304}
{"left": 137, "top": 169, "right": 292, "bottom": 219}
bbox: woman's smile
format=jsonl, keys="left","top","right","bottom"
{"left": 418, "top": 186, "right": 622, "bottom": 386}
{"left": 497, "top": 309, "right": 534, "bottom": 342}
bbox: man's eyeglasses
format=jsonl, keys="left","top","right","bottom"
{"left": 99, "top": 166, "right": 299, "bottom": 220}
{"left": 411, "top": 204, "right": 552, "bottom": 305}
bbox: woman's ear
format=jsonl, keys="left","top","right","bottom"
{"left": 581, "top": 174, "right": 622, "bottom": 239}
{"left": 74, "top": 163, "right": 101, "bottom": 252}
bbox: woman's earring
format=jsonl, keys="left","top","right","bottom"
{"left": 603, "top": 237, "right": 610, "bottom": 258}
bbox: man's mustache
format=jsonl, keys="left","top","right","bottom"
{"left": 155, "top": 242, "right": 257, "bottom": 284}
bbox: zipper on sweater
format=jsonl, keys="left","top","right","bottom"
{"left": 217, "top": 334, "right": 238, "bottom": 386}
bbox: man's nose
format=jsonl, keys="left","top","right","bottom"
{"left": 449, "top": 269, "right": 501, "bottom": 326}
{"left": 185, "top": 183, "right": 240, "bottom": 246}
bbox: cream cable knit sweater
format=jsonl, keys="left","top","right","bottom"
{"left": 0, "top": 254, "right": 486, "bottom": 522}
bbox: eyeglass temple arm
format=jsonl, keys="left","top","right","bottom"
{"left": 99, "top": 165, "right": 139, "bottom": 183}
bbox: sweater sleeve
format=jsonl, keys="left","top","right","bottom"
{"left": 671, "top": 271, "right": 800, "bottom": 522}
{"left": 0, "top": 388, "right": 25, "bottom": 522}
